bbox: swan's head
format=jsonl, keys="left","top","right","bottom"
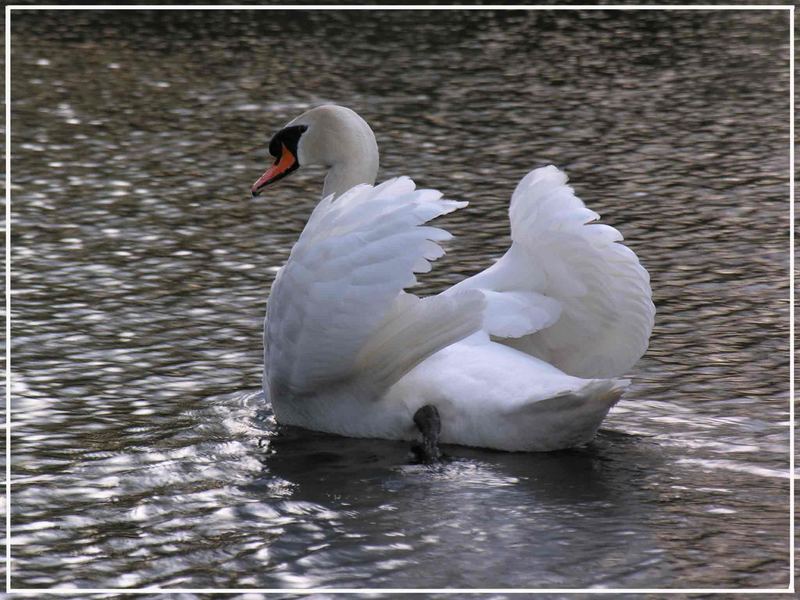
{"left": 251, "top": 105, "right": 379, "bottom": 198}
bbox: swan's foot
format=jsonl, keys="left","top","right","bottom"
{"left": 411, "top": 405, "right": 442, "bottom": 464}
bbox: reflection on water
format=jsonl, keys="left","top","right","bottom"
{"left": 9, "top": 9, "right": 790, "bottom": 590}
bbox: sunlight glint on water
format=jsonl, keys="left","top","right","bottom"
{"left": 9, "top": 9, "right": 790, "bottom": 590}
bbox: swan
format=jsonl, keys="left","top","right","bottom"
{"left": 251, "top": 105, "right": 654, "bottom": 458}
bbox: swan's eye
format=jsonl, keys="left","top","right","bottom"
{"left": 268, "top": 136, "right": 281, "bottom": 160}
{"left": 268, "top": 125, "right": 307, "bottom": 160}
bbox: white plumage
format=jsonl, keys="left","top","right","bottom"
{"left": 449, "top": 165, "right": 654, "bottom": 379}
{"left": 255, "top": 105, "right": 655, "bottom": 452}
{"left": 265, "top": 178, "right": 485, "bottom": 399}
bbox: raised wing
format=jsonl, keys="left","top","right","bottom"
{"left": 448, "top": 166, "right": 655, "bottom": 379}
{"left": 265, "top": 178, "right": 484, "bottom": 398}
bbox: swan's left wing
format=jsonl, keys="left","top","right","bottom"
{"left": 265, "top": 178, "right": 484, "bottom": 398}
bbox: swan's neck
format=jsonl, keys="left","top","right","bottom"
{"left": 318, "top": 114, "right": 379, "bottom": 199}
{"left": 322, "top": 158, "right": 378, "bottom": 198}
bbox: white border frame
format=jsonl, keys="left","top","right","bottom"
{"left": 3, "top": 3, "right": 795, "bottom": 596}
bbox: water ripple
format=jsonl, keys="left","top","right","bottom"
{"left": 9, "top": 8, "right": 790, "bottom": 590}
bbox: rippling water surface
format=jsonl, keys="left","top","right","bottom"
{"left": 8, "top": 9, "right": 791, "bottom": 592}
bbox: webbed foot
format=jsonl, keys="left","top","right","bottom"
{"left": 411, "top": 404, "right": 443, "bottom": 464}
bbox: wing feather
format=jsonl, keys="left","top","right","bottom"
{"left": 265, "top": 178, "right": 484, "bottom": 397}
{"left": 449, "top": 165, "right": 654, "bottom": 379}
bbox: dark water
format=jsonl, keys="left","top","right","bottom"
{"left": 8, "top": 9, "right": 791, "bottom": 593}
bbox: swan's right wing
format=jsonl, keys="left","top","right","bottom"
{"left": 265, "top": 178, "right": 484, "bottom": 398}
{"left": 449, "top": 166, "right": 655, "bottom": 379}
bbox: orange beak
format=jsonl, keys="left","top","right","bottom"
{"left": 251, "top": 144, "right": 299, "bottom": 196}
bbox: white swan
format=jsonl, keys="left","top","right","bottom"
{"left": 251, "top": 105, "right": 654, "bottom": 454}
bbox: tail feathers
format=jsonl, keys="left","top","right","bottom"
{"left": 354, "top": 290, "right": 486, "bottom": 393}
{"left": 511, "top": 378, "right": 628, "bottom": 451}
{"left": 512, "top": 377, "right": 628, "bottom": 416}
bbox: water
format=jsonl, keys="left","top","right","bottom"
{"left": 7, "top": 9, "right": 791, "bottom": 592}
